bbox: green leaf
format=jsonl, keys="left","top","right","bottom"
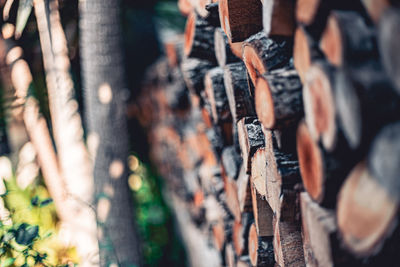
{"left": 15, "top": 0, "right": 33, "bottom": 39}
{"left": 15, "top": 224, "right": 39, "bottom": 245}
{"left": 1, "top": 257, "right": 15, "bottom": 267}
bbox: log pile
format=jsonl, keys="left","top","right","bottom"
{"left": 136, "top": 1, "right": 400, "bottom": 266}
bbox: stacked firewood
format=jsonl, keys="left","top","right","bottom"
{"left": 136, "top": 0, "right": 400, "bottom": 266}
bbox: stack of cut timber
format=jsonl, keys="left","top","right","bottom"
{"left": 136, "top": 1, "right": 400, "bottom": 266}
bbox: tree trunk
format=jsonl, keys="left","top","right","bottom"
{"left": 79, "top": 0, "right": 141, "bottom": 266}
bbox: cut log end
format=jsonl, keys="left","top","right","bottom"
{"left": 255, "top": 77, "right": 275, "bottom": 129}
{"left": 244, "top": 45, "right": 267, "bottom": 85}
{"left": 230, "top": 41, "right": 244, "bottom": 59}
{"left": 218, "top": 0, "right": 230, "bottom": 38}
{"left": 337, "top": 162, "right": 398, "bottom": 256}
{"left": 184, "top": 13, "right": 196, "bottom": 56}
{"left": 249, "top": 223, "right": 259, "bottom": 266}
{"left": 178, "top": 0, "right": 193, "bottom": 16}
{"left": 304, "top": 64, "right": 336, "bottom": 150}
{"left": 320, "top": 13, "right": 343, "bottom": 67}
{"left": 294, "top": 27, "right": 311, "bottom": 83}
{"left": 297, "top": 121, "right": 323, "bottom": 202}
{"left": 295, "top": 0, "right": 321, "bottom": 25}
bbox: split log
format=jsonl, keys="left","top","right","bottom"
{"left": 233, "top": 212, "right": 254, "bottom": 256}
{"left": 237, "top": 163, "right": 253, "bottom": 213}
{"left": 320, "top": 11, "right": 377, "bottom": 68}
{"left": 184, "top": 12, "right": 217, "bottom": 63}
{"left": 248, "top": 223, "right": 275, "bottom": 267}
{"left": 181, "top": 57, "right": 214, "bottom": 95}
{"left": 221, "top": 146, "right": 242, "bottom": 180}
{"left": 334, "top": 62, "right": 400, "bottom": 150}
{"left": 337, "top": 161, "right": 399, "bottom": 257}
{"left": 303, "top": 61, "right": 337, "bottom": 151}
{"left": 204, "top": 66, "right": 232, "bottom": 124}
{"left": 218, "top": 0, "right": 263, "bottom": 42}
{"left": 295, "top": 0, "right": 370, "bottom": 40}
{"left": 214, "top": 28, "right": 241, "bottom": 66}
{"left": 224, "top": 62, "right": 256, "bottom": 122}
{"left": 224, "top": 175, "right": 242, "bottom": 221}
{"left": 296, "top": 121, "right": 356, "bottom": 208}
{"left": 250, "top": 182, "right": 274, "bottom": 237}
{"left": 237, "top": 117, "right": 265, "bottom": 173}
{"left": 293, "top": 26, "right": 323, "bottom": 83}
{"left": 273, "top": 218, "right": 305, "bottom": 267}
{"left": 378, "top": 7, "right": 400, "bottom": 94}
{"left": 262, "top": 0, "right": 295, "bottom": 37}
{"left": 243, "top": 31, "right": 293, "bottom": 86}
{"left": 255, "top": 66, "right": 303, "bottom": 130}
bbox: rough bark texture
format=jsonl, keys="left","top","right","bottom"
{"left": 80, "top": 0, "right": 141, "bottom": 266}
{"left": 181, "top": 57, "right": 214, "bottom": 95}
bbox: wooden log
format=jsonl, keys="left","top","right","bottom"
{"left": 361, "top": 0, "right": 390, "bottom": 22}
{"left": 181, "top": 57, "right": 214, "bottom": 95}
{"left": 255, "top": 66, "right": 303, "bottom": 130}
{"left": 337, "top": 162, "right": 399, "bottom": 257}
{"left": 163, "top": 35, "right": 184, "bottom": 68}
{"left": 303, "top": 61, "right": 337, "bottom": 151}
{"left": 233, "top": 212, "right": 254, "bottom": 256}
{"left": 262, "top": 0, "right": 295, "bottom": 37}
{"left": 334, "top": 62, "right": 400, "bottom": 150}
{"left": 273, "top": 218, "right": 305, "bottom": 267}
{"left": 250, "top": 181, "right": 274, "bottom": 237}
{"left": 296, "top": 121, "right": 356, "bottom": 208}
{"left": 218, "top": 0, "right": 263, "bottom": 42}
{"left": 204, "top": 2, "right": 221, "bottom": 26}
{"left": 293, "top": 26, "right": 323, "bottom": 83}
{"left": 320, "top": 11, "right": 377, "bottom": 68}
{"left": 221, "top": 146, "right": 242, "bottom": 180}
{"left": 237, "top": 117, "right": 265, "bottom": 173}
{"left": 179, "top": 0, "right": 194, "bottom": 16}
{"left": 184, "top": 12, "right": 217, "bottom": 63}
{"left": 243, "top": 31, "right": 293, "bottom": 86}
{"left": 237, "top": 163, "right": 253, "bottom": 213}
{"left": 165, "top": 67, "right": 190, "bottom": 111}
{"left": 212, "top": 220, "right": 226, "bottom": 251}
{"left": 224, "top": 175, "right": 242, "bottom": 221}
{"left": 214, "top": 28, "right": 241, "bottom": 67}
{"left": 295, "top": 0, "right": 370, "bottom": 40}
{"left": 225, "top": 243, "right": 236, "bottom": 267}
{"left": 204, "top": 66, "right": 232, "bottom": 124}
{"left": 224, "top": 62, "right": 256, "bottom": 122}
{"left": 248, "top": 223, "right": 275, "bottom": 267}
{"left": 378, "top": 7, "right": 400, "bottom": 94}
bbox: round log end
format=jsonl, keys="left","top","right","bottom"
{"left": 255, "top": 77, "right": 275, "bottom": 129}
{"left": 337, "top": 162, "right": 398, "bottom": 256}
{"left": 320, "top": 14, "right": 343, "bottom": 67}
{"left": 184, "top": 13, "right": 196, "bottom": 56}
{"left": 304, "top": 64, "right": 336, "bottom": 150}
{"left": 230, "top": 41, "right": 244, "bottom": 59}
{"left": 233, "top": 220, "right": 245, "bottom": 256}
{"left": 249, "top": 223, "right": 258, "bottom": 266}
{"left": 294, "top": 27, "right": 311, "bottom": 83}
{"left": 297, "top": 121, "right": 324, "bottom": 202}
{"left": 295, "top": 0, "right": 320, "bottom": 25}
{"left": 178, "top": 0, "right": 193, "bottom": 17}
{"left": 244, "top": 46, "right": 267, "bottom": 85}
{"left": 194, "top": 189, "right": 205, "bottom": 207}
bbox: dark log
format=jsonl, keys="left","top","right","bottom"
{"left": 181, "top": 57, "right": 214, "bottom": 95}
{"left": 204, "top": 2, "right": 221, "bottom": 26}
{"left": 224, "top": 62, "right": 256, "bottom": 122}
{"left": 334, "top": 61, "right": 400, "bottom": 150}
{"left": 361, "top": 0, "right": 390, "bottom": 22}
{"left": 218, "top": 0, "right": 263, "bottom": 42}
{"left": 303, "top": 61, "right": 337, "bottom": 151}
{"left": 163, "top": 35, "right": 184, "bottom": 68}
{"left": 296, "top": 0, "right": 370, "bottom": 40}
{"left": 206, "top": 126, "right": 225, "bottom": 158}
{"left": 320, "top": 11, "right": 377, "bottom": 68}
{"left": 337, "top": 162, "right": 399, "bottom": 257}
{"left": 255, "top": 66, "right": 303, "bottom": 130}
{"left": 165, "top": 67, "right": 190, "bottom": 111}
{"left": 262, "top": 0, "right": 295, "bottom": 37}
{"left": 222, "top": 146, "right": 242, "bottom": 180}
{"left": 204, "top": 66, "right": 232, "bottom": 124}
{"left": 293, "top": 26, "right": 323, "bottom": 83}
{"left": 214, "top": 28, "right": 241, "bottom": 67}
{"left": 237, "top": 117, "right": 265, "bottom": 173}
{"left": 378, "top": 7, "right": 400, "bottom": 94}
{"left": 248, "top": 223, "right": 275, "bottom": 267}
{"left": 233, "top": 212, "right": 254, "bottom": 256}
{"left": 184, "top": 12, "right": 217, "bottom": 63}
{"left": 243, "top": 31, "right": 293, "bottom": 86}
{"left": 273, "top": 218, "right": 305, "bottom": 267}
{"left": 296, "top": 121, "right": 356, "bottom": 208}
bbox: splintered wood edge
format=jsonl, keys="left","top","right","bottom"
{"left": 255, "top": 77, "right": 275, "bottom": 129}
{"left": 249, "top": 223, "right": 259, "bottom": 266}
{"left": 337, "top": 162, "right": 398, "bottom": 256}
{"left": 296, "top": 121, "right": 324, "bottom": 203}
{"left": 251, "top": 147, "right": 268, "bottom": 196}
{"left": 304, "top": 64, "right": 336, "bottom": 150}
{"left": 243, "top": 45, "right": 267, "bottom": 86}
{"left": 295, "top": 0, "right": 320, "bottom": 25}
{"left": 294, "top": 27, "right": 311, "bottom": 83}
{"left": 184, "top": 13, "right": 196, "bottom": 56}
{"left": 178, "top": 0, "right": 193, "bottom": 17}
{"left": 320, "top": 13, "right": 343, "bottom": 67}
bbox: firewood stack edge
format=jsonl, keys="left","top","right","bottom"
{"left": 135, "top": 0, "right": 400, "bottom": 266}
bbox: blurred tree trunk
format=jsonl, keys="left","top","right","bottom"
{"left": 79, "top": 0, "right": 141, "bottom": 266}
